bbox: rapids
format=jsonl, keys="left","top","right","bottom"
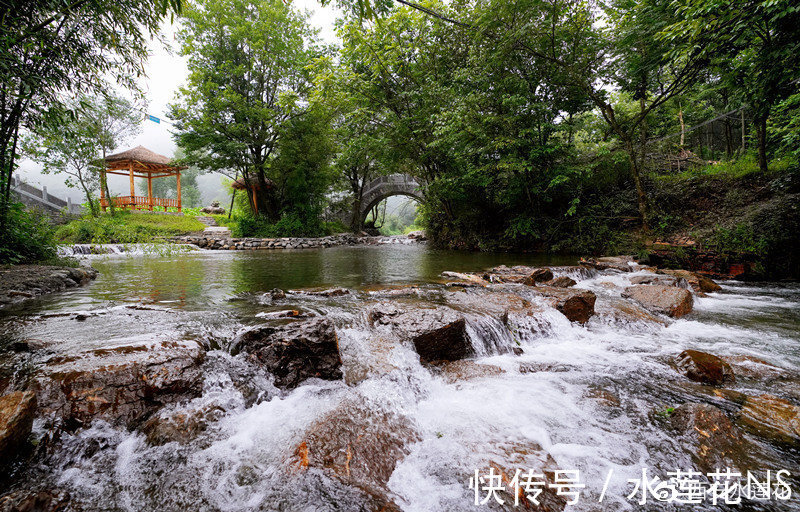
{"left": 1, "top": 245, "right": 798, "bottom": 511}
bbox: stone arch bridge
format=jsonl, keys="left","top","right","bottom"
{"left": 358, "top": 173, "right": 424, "bottom": 225}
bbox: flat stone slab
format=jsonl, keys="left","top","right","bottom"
{"left": 203, "top": 227, "right": 231, "bottom": 236}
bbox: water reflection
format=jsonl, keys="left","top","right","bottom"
{"left": 58, "top": 245, "right": 577, "bottom": 311}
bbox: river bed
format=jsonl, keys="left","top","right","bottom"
{"left": 1, "top": 245, "right": 799, "bottom": 511}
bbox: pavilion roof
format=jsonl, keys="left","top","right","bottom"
{"left": 104, "top": 145, "right": 185, "bottom": 175}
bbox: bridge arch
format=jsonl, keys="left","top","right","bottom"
{"left": 358, "top": 174, "right": 425, "bottom": 226}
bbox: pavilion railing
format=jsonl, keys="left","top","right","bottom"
{"left": 100, "top": 196, "right": 181, "bottom": 211}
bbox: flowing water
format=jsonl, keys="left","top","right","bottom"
{"left": 1, "top": 245, "right": 799, "bottom": 511}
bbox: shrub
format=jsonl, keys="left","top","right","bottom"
{"left": 0, "top": 202, "right": 58, "bottom": 264}
{"left": 55, "top": 211, "right": 205, "bottom": 243}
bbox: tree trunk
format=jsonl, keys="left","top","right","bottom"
{"left": 625, "top": 139, "right": 650, "bottom": 231}
{"left": 754, "top": 113, "right": 768, "bottom": 173}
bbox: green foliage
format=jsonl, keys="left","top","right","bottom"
{"left": 55, "top": 212, "right": 205, "bottom": 244}
{"left": 0, "top": 203, "right": 58, "bottom": 264}
{"left": 170, "top": 0, "right": 320, "bottom": 220}
{"left": 23, "top": 93, "right": 141, "bottom": 217}
{"left": 0, "top": 0, "right": 181, "bottom": 218}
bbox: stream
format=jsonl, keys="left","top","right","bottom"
{"left": 1, "top": 245, "right": 799, "bottom": 511}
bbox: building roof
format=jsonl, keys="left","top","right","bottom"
{"left": 105, "top": 145, "right": 173, "bottom": 166}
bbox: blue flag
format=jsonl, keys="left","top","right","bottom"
{"left": 147, "top": 114, "right": 161, "bottom": 124}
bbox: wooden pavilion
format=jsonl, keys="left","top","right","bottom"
{"left": 101, "top": 145, "right": 186, "bottom": 212}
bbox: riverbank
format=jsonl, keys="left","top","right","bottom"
{"left": 0, "top": 265, "right": 97, "bottom": 308}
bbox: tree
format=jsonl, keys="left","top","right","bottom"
{"left": 660, "top": 0, "right": 800, "bottom": 172}
{"left": 0, "top": 0, "right": 181, "bottom": 228}
{"left": 170, "top": 0, "right": 319, "bottom": 221}
{"left": 23, "top": 93, "right": 140, "bottom": 216}
{"left": 313, "top": 57, "right": 394, "bottom": 231}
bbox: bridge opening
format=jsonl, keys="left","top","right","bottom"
{"left": 363, "top": 196, "right": 423, "bottom": 236}
{"left": 352, "top": 173, "right": 425, "bottom": 234}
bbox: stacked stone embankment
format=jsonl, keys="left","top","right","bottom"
{"left": 173, "top": 233, "right": 422, "bottom": 250}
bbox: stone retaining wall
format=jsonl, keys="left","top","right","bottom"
{"left": 173, "top": 233, "right": 363, "bottom": 250}
{"left": 172, "top": 233, "right": 425, "bottom": 250}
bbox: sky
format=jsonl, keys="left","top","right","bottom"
{"left": 18, "top": 0, "right": 342, "bottom": 204}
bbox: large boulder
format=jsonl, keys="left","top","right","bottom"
{"left": 533, "top": 287, "right": 597, "bottom": 324}
{"left": 543, "top": 276, "right": 576, "bottom": 288}
{"left": 231, "top": 318, "right": 343, "bottom": 390}
{"left": 675, "top": 350, "right": 735, "bottom": 386}
{"left": 0, "top": 391, "right": 36, "bottom": 462}
{"left": 657, "top": 269, "right": 722, "bottom": 294}
{"left": 669, "top": 403, "right": 751, "bottom": 473}
{"left": 622, "top": 285, "right": 693, "bottom": 318}
{"left": 369, "top": 303, "right": 472, "bottom": 364}
{"left": 522, "top": 268, "right": 554, "bottom": 286}
{"left": 290, "top": 400, "right": 419, "bottom": 508}
{"left": 555, "top": 290, "right": 596, "bottom": 324}
{"left": 738, "top": 394, "right": 800, "bottom": 446}
{"left": 34, "top": 339, "right": 204, "bottom": 429}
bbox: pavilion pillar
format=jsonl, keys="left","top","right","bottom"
{"left": 100, "top": 171, "right": 107, "bottom": 212}
{"left": 147, "top": 175, "right": 154, "bottom": 211}
{"left": 176, "top": 171, "right": 182, "bottom": 212}
{"left": 129, "top": 164, "right": 135, "bottom": 210}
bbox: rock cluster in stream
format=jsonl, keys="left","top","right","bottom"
{"left": 4, "top": 254, "right": 800, "bottom": 510}
{"left": 0, "top": 265, "right": 97, "bottom": 308}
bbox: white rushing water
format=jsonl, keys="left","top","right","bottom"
{"left": 10, "top": 261, "right": 800, "bottom": 512}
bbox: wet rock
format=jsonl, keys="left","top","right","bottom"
{"left": 554, "top": 290, "right": 596, "bottom": 324}
{"left": 629, "top": 275, "right": 680, "bottom": 287}
{"left": 0, "top": 490, "right": 70, "bottom": 512}
{"left": 622, "top": 285, "right": 693, "bottom": 318}
{"left": 543, "top": 276, "right": 576, "bottom": 288}
{"left": 722, "top": 355, "right": 788, "bottom": 382}
{"left": 141, "top": 405, "right": 224, "bottom": 446}
{"left": 255, "top": 309, "right": 314, "bottom": 320}
{"left": 342, "top": 336, "right": 402, "bottom": 386}
{"left": 657, "top": 269, "right": 722, "bottom": 294}
{"left": 232, "top": 318, "right": 343, "bottom": 389}
{"left": 290, "top": 400, "right": 420, "bottom": 495}
{"left": 675, "top": 350, "right": 735, "bottom": 386}
{"left": 446, "top": 290, "right": 543, "bottom": 326}
{"left": 480, "top": 442, "right": 567, "bottom": 512}
{"left": 438, "top": 360, "right": 504, "bottom": 383}
{"left": 669, "top": 403, "right": 751, "bottom": 473}
{"left": 0, "top": 391, "right": 36, "bottom": 462}
{"left": 522, "top": 268, "right": 554, "bottom": 286}
{"left": 303, "top": 288, "right": 350, "bottom": 297}
{"left": 594, "top": 299, "right": 667, "bottom": 327}
{"left": 580, "top": 255, "right": 635, "bottom": 272}
{"left": 441, "top": 271, "right": 487, "bottom": 286}
{"left": 33, "top": 339, "right": 204, "bottom": 429}
{"left": 0, "top": 266, "right": 98, "bottom": 307}
{"left": 738, "top": 394, "right": 800, "bottom": 446}
{"left": 369, "top": 303, "right": 472, "bottom": 364}
{"left": 268, "top": 288, "right": 286, "bottom": 300}
{"left": 584, "top": 386, "right": 621, "bottom": 408}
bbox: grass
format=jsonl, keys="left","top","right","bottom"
{"left": 55, "top": 211, "right": 206, "bottom": 244}
{"left": 656, "top": 152, "right": 797, "bottom": 183}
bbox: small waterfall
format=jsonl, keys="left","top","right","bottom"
{"left": 58, "top": 243, "right": 200, "bottom": 257}
{"left": 465, "top": 316, "right": 519, "bottom": 356}
{"left": 58, "top": 244, "right": 128, "bottom": 256}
